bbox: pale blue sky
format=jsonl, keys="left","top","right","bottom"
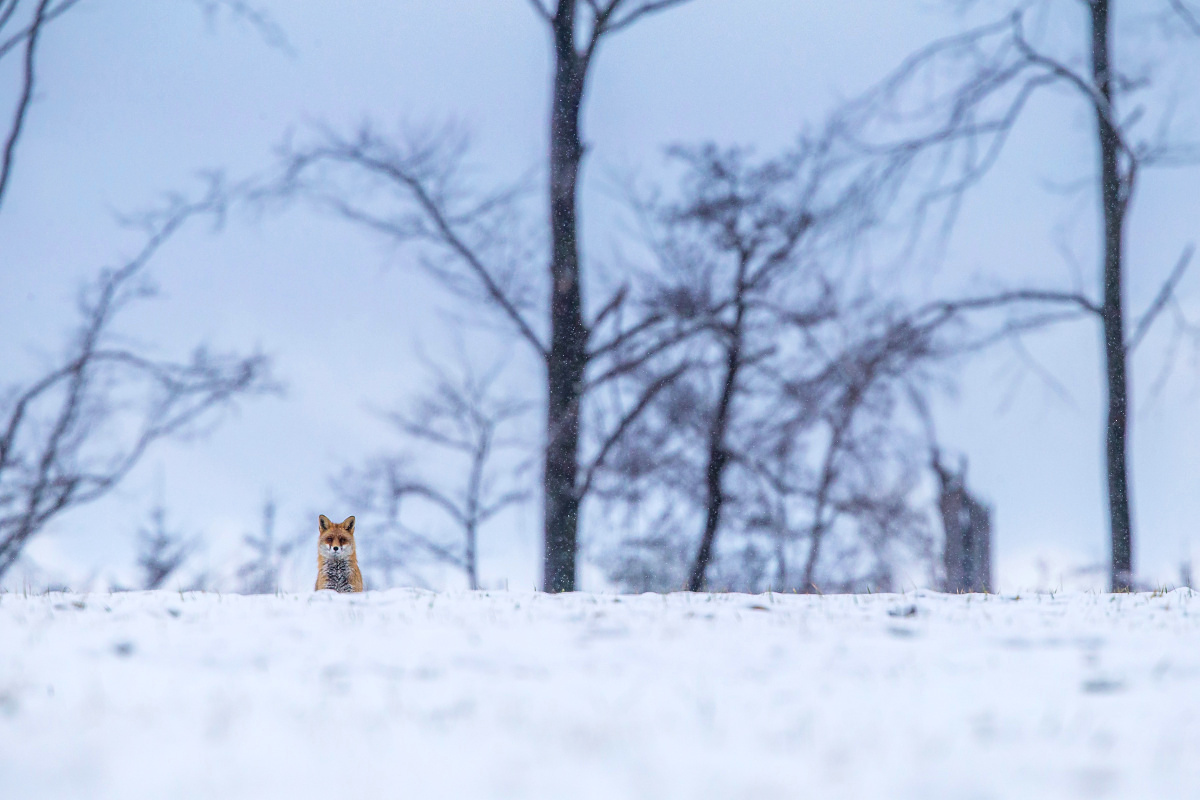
{"left": 2, "top": 0, "right": 1199, "bottom": 591}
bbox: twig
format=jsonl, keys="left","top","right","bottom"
{"left": 577, "top": 362, "right": 688, "bottom": 500}
{"left": 0, "top": 0, "right": 51, "bottom": 211}
{"left": 1127, "top": 244, "right": 1194, "bottom": 352}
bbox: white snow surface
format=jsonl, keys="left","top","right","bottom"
{"left": 1, "top": 589, "right": 1198, "bottom": 799}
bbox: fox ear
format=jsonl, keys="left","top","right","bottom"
{"left": 342, "top": 516, "right": 355, "bottom": 534}
{"left": 319, "top": 514, "right": 331, "bottom": 533}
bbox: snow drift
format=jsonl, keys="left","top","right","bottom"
{"left": 1, "top": 589, "right": 1197, "bottom": 799}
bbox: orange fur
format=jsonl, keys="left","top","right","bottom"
{"left": 314, "top": 514, "right": 364, "bottom": 592}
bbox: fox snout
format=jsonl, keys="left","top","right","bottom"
{"left": 320, "top": 539, "right": 353, "bottom": 558}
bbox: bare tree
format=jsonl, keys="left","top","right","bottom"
{"left": 527, "top": 0, "right": 700, "bottom": 592}
{"left": 134, "top": 502, "right": 196, "bottom": 590}
{"left": 614, "top": 144, "right": 829, "bottom": 590}
{"left": 593, "top": 144, "right": 960, "bottom": 593}
{"left": 275, "top": 0, "right": 701, "bottom": 592}
{"left": 836, "top": 1, "right": 1200, "bottom": 590}
{"left": 599, "top": 302, "right": 947, "bottom": 593}
{"left": 592, "top": 134, "right": 1104, "bottom": 594}
{"left": 0, "top": 185, "right": 276, "bottom": 580}
{"left": 236, "top": 496, "right": 294, "bottom": 594}
{"left": 337, "top": 359, "right": 529, "bottom": 590}
{"left": 679, "top": 147, "right": 825, "bottom": 591}
{"left": 796, "top": 317, "right": 946, "bottom": 592}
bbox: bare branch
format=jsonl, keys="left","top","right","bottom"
{"left": 0, "top": 0, "right": 81, "bottom": 61}
{"left": 393, "top": 521, "right": 468, "bottom": 571}
{"left": 577, "top": 362, "right": 688, "bottom": 501}
{"left": 277, "top": 128, "right": 549, "bottom": 358}
{"left": 339, "top": 353, "right": 529, "bottom": 589}
{"left": 603, "top": 0, "right": 695, "bottom": 35}
{"left": 0, "top": 182, "right": 275, "bottom": 579}
{"left": 0, "top": 0, "right": 279, "bottom": 212}
{"left": 587, "top": 310, "right": 669, "bottom": 360}
{"left": 0, "top": 0, "right": 51, "bottom": 212}
{"left": 389, "top": 482, "right": 469, "bottom": 528}
{"left": 578, "top": 0, "right": 696, "bottom": 68}
{"left": 589, "top": 284, "right": 628, "bottom": 332}
{"left": 189, "top": 0, "right": 293, "bottom": 54}
{"left": 524, "top": 0, "right": 553, "bottom": 23}
{"left": 584, "top": 317, "right": 708, "bottom": 390}
{"left": 0, "top": 1, "right": 20, "bottom": 36}
{"left": 479, "top": 488, "right": 530, "bottom": 522}
{"left": 914, "top": 288, "right": 1102, "bottom": 327}
{"left": 1168, "top": 0, "right": 1200, "bottom": 36}
{"left": 1009, "top": 12, "right": 1133, "bottom": 159}
{"left": 1127, "top": 244, "right": 1195, "bottom": 352}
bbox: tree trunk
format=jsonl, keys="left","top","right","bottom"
{"left": 800, "top": 476, "right": 832, "bottom": 593}
{"left": 1090, "top": 0, "right": 1134, "bottom": 592}
{"left": 801, "top": 402, "right": 858, "bottom": 593}
{"left": 464, "top": 428, "right": 490, "bottom": 592}
{"left": 542, "top": 1, "right": 589, "bottom": 592}
{"left": 935, "top": 454, "right": 992, "bottom": 593}
{"left": 685, "top": 329, "right": 743, "bottom": 591}
{"left": 773, "top": 510, "right": 788, "bottom": 590}
{"left": 969, "top": 495, "right": 993, "bottom": 593}
{"left": 686, "top": 255, "right": 750, "bottom": 592}
{"left": 465, "top": 521, "right": 479, "bottom": 591}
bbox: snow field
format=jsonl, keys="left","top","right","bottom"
{"left": 1, "top": 589, "right": 1198, "bottom": 799}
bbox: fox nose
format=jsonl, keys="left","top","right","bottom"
{"left": 332, "top": 545, "right": 340, "bottom": 552}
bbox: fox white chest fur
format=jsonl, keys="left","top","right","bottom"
{"left": 318, "top": 554, "right": 356, "bottom": 592}
{"left": 314, "top": 514, "right": 363, "bottom": 593}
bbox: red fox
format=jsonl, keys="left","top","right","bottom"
{"left": 314, "top": 515, "right": 364, "bottom": 592}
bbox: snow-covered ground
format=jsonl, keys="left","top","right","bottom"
{"left": 1, "top": 589, "right": 1198, "bottom": 799}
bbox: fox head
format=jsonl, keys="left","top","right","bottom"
{"left": 318, "top": 514, "right": 356, "bottom": 560}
